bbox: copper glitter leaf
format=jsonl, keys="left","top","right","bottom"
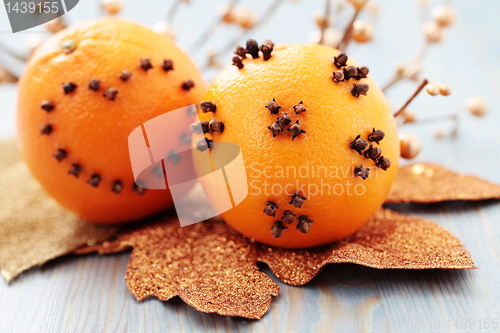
{"left": 257, "top": 209, "right": 475, "bottom": 286}
{"left": 0, "top": 139, "right": 120, "bottom": 282}
{"left": 76, "top": 216, "right": 280, "bottom": 319}
{"left": 385, "top": 163, "right": 500, "bottom": 204}
{"left": 78, "top": 209, "right": 473, "bottom": 303}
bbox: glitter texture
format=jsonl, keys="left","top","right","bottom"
{"left": 0, "top": 140, "right": 120, "bottom": 282}
{"left": 385, "top": 163, "right": 500, "bottom": 204}
{"left": 76, "top": 216, "right": 280, "bottom": 320}
{"left": 257, "top": 209, "right": 475, "bottom": 286}
{"left": 77, "top": 209, "right": 474, "bottom": 314}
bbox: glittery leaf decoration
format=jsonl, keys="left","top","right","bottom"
{"left": 0, "top": 139, "right": 121, "bottom": 282}
{"left": 77, "top": 209, "right": 474, "bottom": 314}
{"left": 76, "top": 216, "right": 280, "bottom": 320}
{"left": 385, "top": 163, "right": 500, "bottom": 204}
{"left": 257, "top": 209, "right": 475, "bottom": 286}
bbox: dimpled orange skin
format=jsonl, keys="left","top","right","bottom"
{"left": 198, "top": 44, "right": 399, "bottom": 249}
{"left": 17, "top": 18, "right": 206, "bottom": 223}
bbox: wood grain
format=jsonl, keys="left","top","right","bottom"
{"left": 1, "top": 0, "right": 500, "bottom": 332}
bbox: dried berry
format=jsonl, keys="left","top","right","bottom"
{"left": 290, "top": 193, "right": 306, "bottom": 208}
{"left": 88, "top": 79, "right": 100, "bottom": 91}
{"left": 349, "top": 135, "right": 368, "bottom": 155}
{"left": 333, "top": 70, "right": 344, "bottom": 83}
{"left": 120, "top": 70, "right": 132, "bottom": 81}
{"left": 190, "top": 121, "right": 209, "bottom": 134}
{"left": 246, "top": 39, "right": 260, "bottom": 59}
{"left": 40, "top": 124, "right": 52, "bottom": 135}
{"left": 287, "top": 120, "right": 306, "bottom": 141}
{"left": 182, "top": 80, "right": 195, "bottom": 90}
{"left": 140, "top": 58, "right": 153, "bottom": 71}
{"left": 68, "top": 163, "right": 82, "bottom": 178}
{"left": 41, "top": 100, "right": 54, "bottom": 112}
{"left": 343, "top": 66, "right": 358, "bottom": 81}
{"left": 368, "top": 128, "right": 385, "bottom": 144}
{"left": 162, "top": 59, "right": 174, "bottom": 71}
{"left": 350, "top": 82, "right": 369, "bottom": 98}
{"left": 278, "top": 112, "right": 291, "bottom": 127}
{"left": 297, "top": 215, "right": 314, "bottom": 234}
{"left": 112, "top": 180, "right": 123, "bottom": 194}
{"left": 354, "top": 165, "right": 370, "bottom": 180}
{"left": 260, "top": 40, "right": 274, "bottom": 61}
{"left": 133, "top": 183, "right": 146, "bottom": 195}
{"left": 376, "top": 156, "right": 391, "bottom": 171}
{"left": 196, "top": 137, "right": 212, "bottom": 152}
{"left": 62, "top": 82, "right": 77, "bottom": 94}
{"left": 200, "top": 101, "right": 216, "bottom": 113}
{"left": 263, "top": 201, "right": 279, "bottom": 217}
{"left": 103, "top": 87, "right": 118, "bottom": 101}
{"left": 53, "top": 149, "right": 67, "bottom": 162}
{"left": 268, "top": 121, "right": 282, "bottom": 137}
{"left": 334, "top": 52, "right": 348, "bottom": 68}
{"left": 88, "top": 174, "right": 101, "bottom": 187}
{"left": 293, "top": 101, "right": 306, "bottom": 115}
{"left": 234, "top": 45, "right": 247, "bottom": 58}
{"left": 209, "top": 119, "right": 224, "bottom": 133}
{"left": 270, "top": 221, "right": 287, "bottom": 238}
{"left": 265, "top": 98, "right": 281, "bottom": 115}
{"left": 232, "top": 56, "right": 244, "bottom": 69}
{"left": 281, "top": 210, "right": 296, "bottom": 225}
{"left": 364, "top": 144, "right": 382, "bottom": 161}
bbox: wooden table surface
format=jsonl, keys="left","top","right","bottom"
{"left": 1, "top": 1, "right": 500, "bottom": 332}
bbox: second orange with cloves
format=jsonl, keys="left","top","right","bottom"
{"left": 194, "top": 42, "right": 400, "bottom": 248}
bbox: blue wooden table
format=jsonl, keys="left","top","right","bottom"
{"left": 1, "top": 1, "right": 500, "bottom": 332}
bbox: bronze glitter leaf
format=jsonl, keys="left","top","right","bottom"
{"left": 0, "top": 139, "right": 121, "bottom": 282}
{"left": 76, "top": 216, "right": 280, "bottom": 320}
{"left": 78, "top": 209, "right": 473, "bottom": 306}
{"left": 385, "top": 163, "right": 500, "bottom": 204}
{"left": 257, "top": 209, "right": 475, "bottom": 286}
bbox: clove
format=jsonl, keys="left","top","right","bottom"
{"left": 41, "top": 100, "right": 54, "bottom": 112}
{"left": 270, "top": 221, "right": 287, "bottom": 238}
{"left": 88, "top": 174, "right": 101, "bottom": 187}
{"left": 162, "top": 59, "right": 174, "bottom": 71}
{"left": 68, "top": 163, "right": 82, "bottom": 178}
{"left": 297, "top": 215, "right": 314, "bottom": 234}
{"left": 53, "top": 149, "right": 67, "bottom": 162}
{"left": 354, "top": 165, "right": 370, "bottom": 180}
{"left": 293, "top": 101, "right": 306, "bottom": 115}
{"left": 200, "top": 101, "right": 216, "bottom": 113}
{"left": 287, "top": 120, "right": 306, "bottom": 141}
{"left": 120, "top": 70, "right": 132, "bottom": 81}
{"left": 246, "top": 39, "right": 260, "bottom": 59}
{"left": 62, "top": 82, "right": 77, "bottom": 94}
{"left": 263, "top": 201, "right": 279, "bottom": 217}
{"left": 290, "top": 193, "right": 306, "bottom": 208}
{"left": 182, "top": 80, "right": 195, "bottom": 91}
{"left": 140, "top": 58, "right": 153, "bottom": 71}
{"left": 88, "top": 79, "right": 100, "bottom": 91}
{"left": 103, "top": 87, "right": 118, "bottom": 101}
{"left": 112, "top": 180, "right": 123, "bottom": 194}
{"left": 40, "top": 124, "right": 52, "bottom": 135}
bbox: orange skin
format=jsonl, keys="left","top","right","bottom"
{"left": 197, "top": 44, "right": 399, "bottom": 248}
{"left": 17, "top": 18, "right": 206, "bottom": 223}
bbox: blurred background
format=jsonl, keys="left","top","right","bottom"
{"left": 1, "top": 0, "right": 499, "bottom": 170}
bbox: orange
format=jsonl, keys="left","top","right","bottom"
{"left": 196, "top": 43, "right": 399, "bottom": 248}
{"left": 17, "top": 18, "right": 206, "bottom": 223}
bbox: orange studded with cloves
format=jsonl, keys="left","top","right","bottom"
{"left": 17, "top": 18, "right": 206, "bottom": 223}
{"left": 195, "top": 43, "right": 399, "bottom": 248}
